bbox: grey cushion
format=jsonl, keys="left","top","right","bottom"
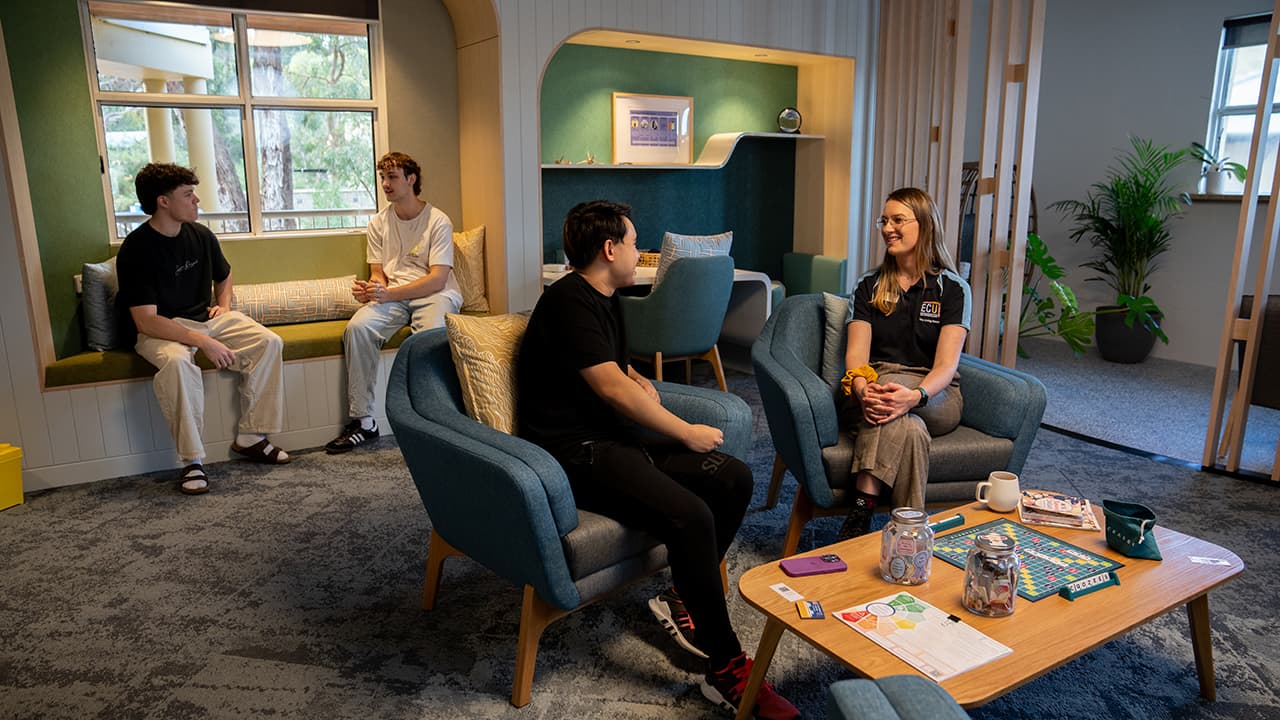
{"left": 560, "top": 509, "right": 663, "bottom": 581}
{"left": 821, "top": 292, "right": 849, "bottom": 385}
{"left": 81, "top": 257, "right": 120, "bottom": 351}
{"left": 822, "top": 425, "right": 1013, "bottom": 489}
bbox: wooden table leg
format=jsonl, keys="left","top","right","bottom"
{"left": 1186, "top": 593, "right": 1216, "bottom": 701}
{"left": 734, "top": 618, "right": 787, "bottom": 720}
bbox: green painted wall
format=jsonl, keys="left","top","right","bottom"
{"left": 540, "top": 45, "right": 797, "bottom": 164}
{"left": 221, "top": 234, "right": 369, "bottom": 284}
{"left": 1, "top": 0, "right": 110, "bottom": 359}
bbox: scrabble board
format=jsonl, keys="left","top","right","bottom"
{"left": 933, "top": 519, "right": 1124, "bottom": 601}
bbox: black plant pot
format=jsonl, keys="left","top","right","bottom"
{"left": 1095, "top": 306, "right": 1161, "bottom": 363}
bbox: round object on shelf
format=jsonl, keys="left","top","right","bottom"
{"left": 777, "top": 107, "right": 803, "bottom": 133}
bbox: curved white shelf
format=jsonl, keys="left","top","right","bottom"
{"left": 541, "top": 131, "right": 823, "bottom": 170}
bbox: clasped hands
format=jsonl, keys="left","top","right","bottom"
{"left": 352, "top": 279, "right": 391, "bottom": 303}
{"left": 857, "top": 381, "right": 916, "bottom": 425}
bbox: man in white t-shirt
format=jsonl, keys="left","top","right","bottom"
{"left": 327, "top": 152, "right": 463, "bottom": 453}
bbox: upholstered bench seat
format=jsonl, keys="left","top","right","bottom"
{"left": 44, "top": 322, "right": 416, "bottom": 388}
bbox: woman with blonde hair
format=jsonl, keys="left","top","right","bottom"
{"left": 836, "top": 187, "right": 971, "bottom": 539}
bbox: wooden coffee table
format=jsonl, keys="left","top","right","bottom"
{"left": 733, "top": 501, "right": 1244, "bottom": 719}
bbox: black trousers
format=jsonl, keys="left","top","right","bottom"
{"left": 559, "top": 440, "right": 753, "bottom": 666}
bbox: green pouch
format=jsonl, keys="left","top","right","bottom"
{"left": 1102, "top": 499, "right": 1162, "bottom": 561}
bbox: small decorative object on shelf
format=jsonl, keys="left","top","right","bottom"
{"left": 554, "top": 155, "right": 570, "bottom": 165}
{"left": 583, "top": 150, "right": 596, "bottom": 165}
{"left": 777, "top": 106, "right": 803, "bottom": 133}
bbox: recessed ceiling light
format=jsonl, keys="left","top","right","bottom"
{"left": 754, "top": 52, "right": 769, "bottom": 57}
{"left": 625, "top": 39, "right": 641, "bottom": 44}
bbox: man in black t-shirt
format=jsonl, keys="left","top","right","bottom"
{"left": 116, "top": 163, "right": 290, "bottom": 495}
{"left": 517, "top": 201, "right": 797, "bottom": 720}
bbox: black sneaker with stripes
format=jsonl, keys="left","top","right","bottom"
{"left": 325, "top": 419, "right": 379, "bottom": 454}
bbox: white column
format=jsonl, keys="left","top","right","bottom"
{"left": 142, "top": 78, "right": 174, "bottom": 164}
{"left": 181, "top": 77, "right": 219, "bottom": 212}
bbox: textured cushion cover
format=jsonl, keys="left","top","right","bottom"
{"left": 81, "top": 256, "right": 121, "bottom": 351}
{"left": 654, "top": 231, "right": 732, "bottom": 287}
{"left": 231, "top": 275, "right": 362, "bottom": 326}
{"left": 453, "top": 225, "right": 489, "bottom": 313}
{"left": 444, "top": 311, "right": 531, "bottom": 434}
{"left": 822, "top": 292, "right": 849, "bottom": 386}
{"left": 826, "top": 676, "right": 970, "bottom": 720}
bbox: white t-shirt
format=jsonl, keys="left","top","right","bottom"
{"left": 365, "top": 201, "right": 462, "bottom": 306}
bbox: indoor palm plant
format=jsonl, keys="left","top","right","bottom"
{"left": 1049, "top": 137, "right": 1190, "bottom": 363}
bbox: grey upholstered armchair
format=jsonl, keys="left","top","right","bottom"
{"left": 753, "top": 293, "right": 1047, "bottom": 556}
{"left": 385, "top": 327, "right": 753, "bottom": 706}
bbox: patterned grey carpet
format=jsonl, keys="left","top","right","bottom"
{"left": 2, "top": 369, "right": 1278, "bottom": 719}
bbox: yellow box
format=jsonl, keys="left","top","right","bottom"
{"left": 0, "top": 443, "right": 23, "bottom": 511}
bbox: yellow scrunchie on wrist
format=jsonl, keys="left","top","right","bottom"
{"left": 840, "top": 364, "right": 878, "bottom": 397}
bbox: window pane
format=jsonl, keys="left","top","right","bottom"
{"left": 1223, "top": 45, "right": 1280, "bottom": 106}
{"left": 102, "top": 105, "right": 249, "bottom": 238}
{"left": 1219, "top": 113, "right": 1279, "bottom": 195}
{"left": 248, "top": 25, "right": 371, "bottom": 100}
{"left": 253, "top": 110, "right": 375, "bottom": 232}
{"left": 90, "top": 14, "right": 238, "bottom": 96}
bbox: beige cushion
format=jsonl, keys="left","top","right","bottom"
{"left": 444, "top": 311, "right": 531, "bottom": 434}
{"left": 231, "top": 275, "right": 361, "bottom": 326}
{"left": 654, "top": 231, "right": 733, "bottom": 287}
{"left": 453, "top": 225, "right": 489, "bottom": 313}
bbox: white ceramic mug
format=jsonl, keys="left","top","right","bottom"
{"left": 975, "top": 471, "right": 1020, "bottom": 513}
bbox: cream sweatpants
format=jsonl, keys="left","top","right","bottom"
{"left": 134, "top": 310, "right": 285, "bottom": 463}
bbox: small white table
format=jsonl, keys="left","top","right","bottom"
{"left": 541, "top": 264, "right": 774, "bottom": 346}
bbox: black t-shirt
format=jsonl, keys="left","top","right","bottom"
{"left": 116, "top": 222, "right": 231, "bottom": 322}
{"left": 517, "top": 272, "right": 629, "bottom": 456}
{"left": 850, "top": 269, "right": 972, "bottom": 367}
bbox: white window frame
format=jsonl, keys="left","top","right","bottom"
{"left": 79, "top": 0, "right": 389, "bottom": 243}
{"left": 1205, "top": 13, "right": 1279, "bottom": 196}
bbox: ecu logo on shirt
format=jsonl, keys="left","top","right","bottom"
{"left": 920, "top": 301, "right": 942, "bottom": 322}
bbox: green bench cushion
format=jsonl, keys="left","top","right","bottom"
{"left": 44, "top": 321, "right": 414, "bottom": 388}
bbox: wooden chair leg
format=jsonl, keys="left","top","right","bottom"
{"left": 765, "top": 453, "right": 787, "bottom": 509}
{"left": 512, "top": 585, "right": 570, "bottom": 707}
{"left": 423, "top": 529, "right": 463, "bottom": 611}
{"left": 685, "top": 358, "right": 693, "bottom": 384}
{"left": 781, "top": 488, "right": 816, "bottom": 558}
{"left": 720, "top": 557, "right": 729, "bottom": 595}
{"left": 706, "top": 344, "right": 727, "bottom": 391}
{"left": 653, "top": 352, "right": 664, "bottom": 382}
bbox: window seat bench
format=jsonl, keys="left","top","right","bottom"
{"left": 44, "top": 320, "right": 415, "bottom": 389}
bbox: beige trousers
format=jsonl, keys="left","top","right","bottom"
{"left": 134, "top": 311, "right": 285, "bottom": 463}
{"left": 842, "top": 362, "right": 963, "bottom": 508}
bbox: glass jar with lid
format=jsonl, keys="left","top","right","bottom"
{"left": 962, "top": 533, "right": 1021, "bottom": 617}
{"left": 879, "top": 507, "right": 934, "bottom": 585}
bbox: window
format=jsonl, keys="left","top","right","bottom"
{"left": 83, "top": 1, "right": 383, "bottom": 240}
{"left": 1205, "top": 14, "right": 1279, "bottom": 195}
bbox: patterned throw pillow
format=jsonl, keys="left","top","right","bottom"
{"left": 81, "top": 256, "right": 120, "bottom": 351}
{"left": 453, "top": 225, "right": 488, "bottom": 313}
{"left": 231, "top": 275, "right": 362, "bottom": 326}
{"left": 653, "top": 231, "right": 733, "bottom": 287}
{"left": 444, "top": 311, "right": 532, "bottom": 434}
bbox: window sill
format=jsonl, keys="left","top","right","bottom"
{"left": 1190, "top": 193, "right": 1271, "bottom": 202}
{"left": 107, "top": 227, "right": 367, "bottom": 247}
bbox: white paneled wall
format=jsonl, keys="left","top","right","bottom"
{"left": 492, "top": 0, "right": 877, "bottom": 312}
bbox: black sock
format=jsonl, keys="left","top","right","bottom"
{"left": 853, "top": 490, "right": 878, "bottom": 511}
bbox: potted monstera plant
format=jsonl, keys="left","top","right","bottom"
{"left": 1049, "top": 137, "right": 1190, "bottom": 363}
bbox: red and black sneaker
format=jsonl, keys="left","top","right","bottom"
{"left": 648, "top": 588, "right": 708, "bottom": 658}
{"left": 700, "top": 652, "right": 799, "bottom": 720}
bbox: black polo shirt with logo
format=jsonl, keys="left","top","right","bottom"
{"left": 847, "top": 269, "right": 972, "bottom": 367}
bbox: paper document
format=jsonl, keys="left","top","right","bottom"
{"left": 835, "top": 592, "right": 1012, "bottom": 682}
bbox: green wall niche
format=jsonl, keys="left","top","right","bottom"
{"left": 540, "top": 44, "right": 798, "bottom": 164}
{"left": 1, "top": 0, "right": 110, "bottom": 359}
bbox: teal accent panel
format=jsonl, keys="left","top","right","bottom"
{"left": 541, "top": 139, "right": 795, "bottom": 279}
{"left": 540, "top": 44, "right": 797, "bottom": 164}
{"left": 1, "top": 0, "right": 111, "bottom": 359}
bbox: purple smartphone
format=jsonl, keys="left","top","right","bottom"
{"left": 779, "top": 553, "right": 848, "bottom": 577}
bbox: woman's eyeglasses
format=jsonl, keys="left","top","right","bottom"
{"left": 875, "top": 215, "right": 918, "bottom": 230}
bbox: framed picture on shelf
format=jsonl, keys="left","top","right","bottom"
{"left": 611, "top": 92, "right": 693, "bottom": 165}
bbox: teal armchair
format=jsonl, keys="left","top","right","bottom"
{"left": 385, "top": 327, "right": 752, "bottom": 706}
{"left": 621, "top": 254, "right": 735, "bottom": 390}
{"left": 753, "top": 293, "right": 1047, "bottom": 556}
